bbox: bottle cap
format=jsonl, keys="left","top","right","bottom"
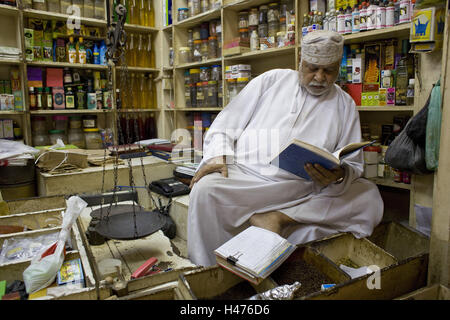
{"left": 409, "top": 78, "right": 415, "bottom": 85}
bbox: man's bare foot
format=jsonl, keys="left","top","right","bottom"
{"left": 249, "top": 211, "right": 297, "bottom": 235}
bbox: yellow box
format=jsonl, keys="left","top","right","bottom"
{"left": 410, "top": 7, "right": 436, "bottom": 42}
{"left": 379, "top": 88, "right": 387, "bottom": 106}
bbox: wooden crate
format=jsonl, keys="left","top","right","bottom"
{"left": 0, "top": 199, "right": 109, "bottom": 300}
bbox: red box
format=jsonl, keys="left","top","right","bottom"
{"left": 344, "top": 83, "right": 362, "bottom": 106}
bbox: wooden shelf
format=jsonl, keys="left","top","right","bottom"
{"left": 124, "top": 24, "right": 158, "bottom": 33}
{"left": 26, "top": 61, "right": 108, "bottom": 70}
{"left": 223, "top": 0, "right": 276, "bottom": 11}
{"left": 175, "top": 108, "right": 223, "bottom": 111}
{"left": 357, "top": 106, "right": 415, "bottom": 111}
{"left": 123, "top": 66, "right": 159, "bottom": 73}
{"left": 343, "top": 24, "right": 411, "bottom": 44}
{"left": 0, "top": 110, "right": 24, "bottom": 115}
{"left": 0, "top": 58, "right": 21, "bottom": 65}
{"left": 162, "top": 25, "right": 173, "bottom": 32}
{"left": 175, "top": 58, "right": 222, "bottom": 69}
{"left": 30, "top": 109, "right": 112, "bottom": 114}
{"left": 118, "top": 109, "right": 161, "bottom": 112}
{"left": 22, "top": 9, "right": 107, "bottom": 27}
{"left": 224, "top": 46, "right": 295, "bottom": 61}
{"left": 174, "top": 8, "right": 221, "bottom": 29}
{"left": 0, "top": 4, "right": 19, "bottom": 16}
{"left": 370, "top": 177, "right": 412, "bottom": 190}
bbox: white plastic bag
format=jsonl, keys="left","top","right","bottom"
{"left": 0, "top": 139, "right": 40, "bottom": 160}
{"left": 23, "top": 196, "right": 88, "bottom": 294}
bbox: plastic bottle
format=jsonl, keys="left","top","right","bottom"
{"left": 394, "top": 0, "right": 400, "bottom": 25}
{"left": 99, "top": 41, "right": 107, "bottom": 65}
{"left": 323, "top": 11, "right": 329, "bottom": 31}
{"left": 367, "top": 0, "right": 376, "bottom": 30}
{"left": 360, "top": 2, "right": 367, "bottom": 31}
{"left": 146, "top": 34, "right": 155, "bottom": 68}
{"left": 410, "top": 0, "right": 415, "bottom": 20}
{"left": 307, "top": 11, "right": 314, "bottom": 33}
{"left": 129, "top": 0, "right": 139, "bottom": 25}
{"left": 67, "top": 36, "right": 77, "bottom": 63}
{"left": 250, "top": 29, "right": 259, "bottom": 51}
{"left": 78, "top": 37, "right": 87, "bottom": 64}
{"left": 395, "top": 57, "right": 408, "bottom": 105}
{"left": 386, "top": 0, "right": 395, "bottom": 27}
{"left": 345, "top": 6, "right": 352, "bottom": 34}
{"left": 137, "top": 34, "right": 145, "bottom": 67}
{"left": 148, "top": 0, "right": 155, "bottom": 27}
{"left": 352, "top": 4, "right": 360, "bottom": 33}
{"left": 139, "top": 0, "right": 148, "bottom": 26}
{"left": 302, "top": 13, "right": 309, "bottom": 36}
{"left": 93, "top": 42, "right": 100, "bottom": 64}
{"left": 329, "top": 9, "right": 337, "bottom": 32}
{"left": 337, "top": 7, "right": 345, "bottom": 34}
{"left": 376, "top": 0, "right": 386, "bottom": 29}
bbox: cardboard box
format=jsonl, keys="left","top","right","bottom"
{"left": 57, "top": 258, "right": 85, "bottom": 287}
{"left": 231, "top": 64, "right": 251, "bottom": 72}
{"left": 410, "top": 7, "right": 436, "bottom": 43}
{"left": 352, "top": 58, "right": 362, "bottom": 83}
{"left": 260, "top": 37, "right": 276, "bottom": 50}
{"left": 345, "top": 83, "right": 362, "bottom": 106}
{"left": 363, "top": 43, "right": 381, "bottom": 86}
{"left": 13, "top": 91, "right": 23, "bottom": 111}
{"left": 379, "top": 88, "right": 387, "bottom": 106}
{"left": 386, "top": 88, "right": 396, "bottom": 105}
{"left": 52, "top": 87, "right": 65, "bottom": 109}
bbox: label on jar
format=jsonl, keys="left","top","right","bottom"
{"left": 83, "top": 120, "right": 96, "bottom": 128}
{"left": 66, "top": 95, "right": 75, "bottom": 108}
{"left": 197, "top": 93, "right": 204, "bottom": 100}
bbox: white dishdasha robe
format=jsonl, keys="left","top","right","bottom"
{"left": 187, "top": 69, "right": 384, "bottom": 266}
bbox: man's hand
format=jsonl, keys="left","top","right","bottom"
{"left": 189, "top": 156, "right": 228, "bottom": 188}
{"left": 304, "top": 163, "right": 345, "bottom": 188}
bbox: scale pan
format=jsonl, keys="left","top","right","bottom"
{"left": 95, "top": 210, "right": 166, "bottom": 240}
{"left": 90, "top": 204, "right": 145, "bottom": 219}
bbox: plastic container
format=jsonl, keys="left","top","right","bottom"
{"left": 190, "top": 68, "right": 200, "bottom": 83}
{"left": 69, "top": 116, "right": 82, "bottom": 129}
{"left": 227, "top": 78, "right": 238, "bottom": 101}
{"left": 53, "top": 115, "right": 68, "bottom": 133}
{"left": 200, "top": 39, "right": 209, "bottom": 60}
{"left": 208, "top": 36, "right": 218, "bottom": 59}
{"left": 33, "top": 132, "right": 50, "bottom": 147}
{"left": 68, "top": 128, "right": 86, "bottom": 148}
{"left": 193, "top": 40, "right": 202, "bottom": 62}
{"left": 84, "top": 128, "right": 103, "bottom": 149}
{"left": 82, "top": 114, "right": 97, "bottom": 128}
{"left": 200, "top": 67, "right": 211, "bottom": 82}
{"left": 188, "top": 0, "right": 201, "bottom": 17}
{"left": 49, "top": 129, "right": 67, "bottom": 145}
{"left": 211, "top": 65, "right": 222, "bottom": 81}
{"left": 178, "top": 8, "right": 189, "bottom": 22}
{"left": 179, "top": 47, "right": 191, "bottom": 64}
{"left": 31, "top": 116, "right": 47, "bottom": 133}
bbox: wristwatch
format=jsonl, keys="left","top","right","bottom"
{"left": 335, "top": 177, "right": 344, "bottom": 184}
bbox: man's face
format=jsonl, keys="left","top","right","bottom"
{"left": 299, "top": 60, "right": 340, "bottom": 96}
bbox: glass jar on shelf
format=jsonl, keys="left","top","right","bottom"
{"left": 200, "top": 0, "right": 209, "bottom": 13}
{"left": 259, "top": 5, "right": 268, "bottom": 25}
{"left": 200, "top": 22, "right": 209, "bottom": 40}
{"left": 238, "top": 11, "right": 249, "bottom": 29}
{"left": 84, "top": 128, "right": 103, "bottom": 149}
{"left": 178, "top": 47, "right": 191, "bottom": 64}
{"left": 267, "top": 3, "right": 280, "bottom": 23}
{"left": 68, "top": 128, "right": 86, "bottom": 148}
{"left": 207, "top": 81, "right": 218, "bottom": 108}
{"left": 190, "top": 83, "right": 197, "bottom": 107}
{"left": 268, "top": 21, "right": 279, "bottom": 37}
{"left": 33, "top": 0, "right": 47, "bottom": 11}
{"left": 211, "top": 65, "right": 222, "bottom": 81}
{"left": 193, "top": 40, "right": 202, "bottom": 62}
{"left": 49, "top": 129, "right": 68, "bottom": 145}
{"left": 227, "top": 78, "right": 237, "bottom": 102}
{"left": 178, "top": 7, "right": 189, "bottom": 22}
{"left": 249, "top": 8, "right": 259, "bottom": 26}
{"left": 196, "top": 82, "right": 205, "bottom": 107}
{"left": 190, "top": 68, "right": 200, "bottom": 84}
{"left": 199, "top": 66, "right": 211, "bottom": 82}
{"left": 208, "top": 36, "right": 218, "bottom": 59}
{"left": 33, "top": 131, "right": 50, "bottom": 147}
{"left": 236, "top": 77, "right": 249, "bottom": 95}
{"left": 258, "top": 23, "right": 268, "bottom": 38}
{"left": 184, "top": 70, "right": 191, "bottom": 85}
{"left": 239, "top": 28, "right": 249, "bottom": 42}
{"left": 188, "top": 0, "right": 201, "bottom": 17}
{"left": 69, "top": 116, "right": 82, "bottom": 129}
{"left": 193, "top": 27, "right": 201, "bottom": 40}
{"left": 200, "top": 39, "right": 209, "bottom": 60}
{"left": 185, "top": 83, "right": 192, "bottom": 107}
{"left": 53, "top": 115, "right": 68, "bottom": 133}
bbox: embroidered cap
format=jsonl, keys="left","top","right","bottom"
{"left": 301, "top": 31, "right": 344, "bottom": 65}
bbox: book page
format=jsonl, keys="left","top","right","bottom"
{"left": 214, "top": 226, "right": 289, "bottom": 275}
{"left": 336, "top": 141, "right": 375, "bottom": 159}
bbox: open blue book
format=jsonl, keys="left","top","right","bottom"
{"left": 270, "top": 139, "right": 374, "bottom": 180}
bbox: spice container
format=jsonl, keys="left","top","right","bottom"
{"left": 238, "top": 11, "right": 249, "bottom": 29}
{"left": 211, "top": 65, "right": 222, "bottom": 81}
{"left": 188, "top": 0, "right": 200, "bottom": 17}
{"left": 33, "top": 0, "right": 47, "bottom": 11}
{"left": 179, "top": 47, "right": 191, "bottom": 64}
{"left": 227, "top": 78, "right": 237, "bottom": 102}
{"left": 249, "top": 8, "right": 259, "bottom": 26}
{"left": 68, "top": 128, "right": 86, "bottom": 148}
{"left": 49, "top": 129, "right": 67, "bottom": 145}
{"left": 200, "top": 0, "right": 209, "bottom": 13}
{"left": 208, "top": 36, "right": 218, "bottom": 59}
{"left": 190, "top": 68, "right": 200, "bottom": 84}
{"left": 236, "top": 77, "right": 249, "bottom": 95}
{"left": 53, "top": 115, "right": 68, "bottom": 133}
{"left": 200, "top": 39, "right": 209, "bottom": 60}
{"left": 200, "top": 67, "right": 211, "bottom": 82}
{"left": 196, "top": 82, "right": 205, "bottom": 107}
{"left": 193, "top": 40, "right": 202, "bottom": 62}
{"left": 82, "top": 114, "right": 97, "bottom": 128}
{"left": 207, "top": 81, "right": 218, "bottom": 108}
{"left": 268, "top": 3, "right": 280, "bottom": 22}
{"left": 84, "top": 128, "right": 103, "bottom": 149}
{"left": 69, "top": 116, "right": 82, "bottom": 129}
{"left": 36, "top": 88, "right": 43, "bottom": 110}
{"left": 178, "top": 8, "right": 189, "bottom": 22}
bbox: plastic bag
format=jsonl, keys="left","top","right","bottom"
{"left": 426, "top": 79, "right": 442, "bottom": 170}
{"left": 0, "top": 139, "right": 40, "bottom": 161}
{"left": 22, "top": 196, "right": 88, "bottom": 294}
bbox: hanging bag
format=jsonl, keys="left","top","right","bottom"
{"left": 425, "top": 78, "right": 442, "bottom": 170}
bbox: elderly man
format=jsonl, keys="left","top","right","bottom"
{"left": 187, "top": 31, "right": 384, "bottom": 266}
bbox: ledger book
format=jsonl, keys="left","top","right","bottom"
{"left": 270, "top": 139, "right": 374, "bottom": 180}
{"left": 214, "top": 226, "right": 296, "bottom": 285}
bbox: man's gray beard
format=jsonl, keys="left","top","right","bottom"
{"left": 298, "top": 66, "right": 333, "bottom": 96}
